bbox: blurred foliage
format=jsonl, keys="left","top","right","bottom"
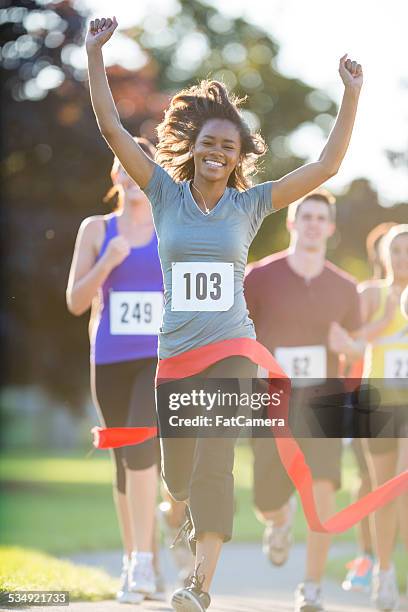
{"left": 126, "top": 0, "right": 336, "bottom": 179}
{"left": 385, "top": 83, "right": 407, "bottom": 170}
{"left": 250, "top": 177, "right": 408, "bottom": 271}
{"left": 1, "top": 1, "right": 162, "bottom": 410}
{"left": 386, "top": 148, "right": 408, "bottom": 169}
{"left": 1, "top": 0, "right": 406, "bottom": 411}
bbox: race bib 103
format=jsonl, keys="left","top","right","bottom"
{"left": 110, "top": 291, "right": 163, "bottom": 335}
{"left": 275, "top": 345, "right": 327, "bottom": 385}
{"left": 171, "top": 262, "right": 234, "bottom": 312}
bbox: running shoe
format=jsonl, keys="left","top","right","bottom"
{"left": 171, "top": 564, "right": 211, "bottom": 611}
{"left": 342, "top": 553, "right": 374, "bottom": 592}
{"left": 145, "top": 570, "right": 167, "bottom": 601}
{"left": 262, "top": 495, "right": 297, "bottom": 566}
{"left": 294, "top": 581, "right": 324, "bottom": 612}
{"left": 158, "top": 502, "right": 195, "bottom": 582}
{"left": 116, "top": 554, "right": 144, "bottom": 604}
{"left": 128, "top": 551, "right": 156, "bottom": 596}
{"left": 372, "top": 564, "right": 400, "bottom": 611}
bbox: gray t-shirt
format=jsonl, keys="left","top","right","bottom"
{"left": 144, "top": 164, "right": 275, "bottom": 358}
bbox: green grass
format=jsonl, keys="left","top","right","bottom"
{"left": 0, "top": 547, "right": 117, "bottom": 600}
{"left": 1, "top": 446, "right": 407, "bottom": 595}
{"left": 0, "top": 451, "right": 119, "bottom": 554}
{"left": 0, "top": 445, "right": 364, "bottom": 554}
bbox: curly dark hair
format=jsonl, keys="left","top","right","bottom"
{"left": 155, "top": 80, "right": 267, "bottom": 191}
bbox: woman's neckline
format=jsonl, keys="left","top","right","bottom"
{"left": 187, "top": 181, "right": 228, "bottom": 217}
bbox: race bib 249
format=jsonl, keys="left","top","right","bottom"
{"left": 110, "top": 291, "right": 163, "bottom": 335}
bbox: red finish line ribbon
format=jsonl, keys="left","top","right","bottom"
{"left": 91, "top": 337, "right": 408, "bottom": 534}
{"left": 91, "top": 426, "right": 157, "bottom": 449}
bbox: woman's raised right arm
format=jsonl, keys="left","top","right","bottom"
{"left": 86, "top": 17, "right": 155, "bottom": 189}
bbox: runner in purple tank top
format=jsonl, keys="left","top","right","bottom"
{"left": 67, "top": 138, "right": 165, "bottom": 603}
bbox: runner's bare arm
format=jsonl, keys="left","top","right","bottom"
{"left": 353, "top": 284, "right": 397, "bottom": 341}
{"left": 271, "top": 55, "right": 363, "bottom": 210}
{"left": 86, "top": 17, "right": 155, "bottom": 189}
{"left": 328, "top": 322, "right": 365, "bottom": 360}
{"left": 66, "top": 218, "right": 128, "bottom": 316}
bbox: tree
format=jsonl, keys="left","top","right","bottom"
{"left": 1, "top": 0, "right": 335, "bottom": 410}
{"left": 1, "top": 0, "right": 159, "bottom": 409}
{"left": 333, "top": 179, "right": 408, "bottom": 279}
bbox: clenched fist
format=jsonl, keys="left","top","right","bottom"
{"left": 103, "top": 235, "right": 131, "bottom": 270}
{"left": 328, "top": 321, "right": 353, "bottom": 355}
{"left": 86, "top": 16, "right": 118, "bottom": 53}
{"left": 339, "top": 54, "right": 363, "bottom": 91}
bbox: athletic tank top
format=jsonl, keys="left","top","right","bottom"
{"left": 363, "top": 285, "right": 408, "bottom": 378}
{"left": 91, "top": 215, "right": 164, "bottom": 365}
{"left": 363, "top": 284, "right": 408, "bottom": 407}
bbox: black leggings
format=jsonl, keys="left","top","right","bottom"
{"left": 158, "top": 356, "right": 257, "bottom": 542}
{"left": 91, "top": 358, "right": 159, "bottom": 494}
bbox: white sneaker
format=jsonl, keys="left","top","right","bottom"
{"left": 372, "top": 564, "right": 400, "bottom": 611}
{"left": 145, "top": 571, "right": 167, "bottom": 602}
{"left": 294, "top": 581, "right": 324, "bottom": 612}
{"left": 128, "top": 551, "right": 156, "bottom": 596}
{"left": 116, "top": 555, "right": 144, "bottom": 604}
{"left": 262, "top": 495, "right": 297, "bottom": 566}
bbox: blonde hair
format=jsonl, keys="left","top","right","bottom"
{"left": 401, "top": 285, "right": 408, "bottom": 320}
{"left": 380, "top": 224, "right": 408, "bottom": 267}
{"left": 103, "top": 137, "right": 156, "bottom": 210}
{"left": 366, "top": 222, "right": 398, "bottom": 279}
{"left": 379, "top": 224, "right": 408, "bottom": 282}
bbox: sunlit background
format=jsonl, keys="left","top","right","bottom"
{"left": 81, "top": 0, "right": 408, "bottom": 205}
{"left": 0, "top": 0, "right": 407, "bottom": 590}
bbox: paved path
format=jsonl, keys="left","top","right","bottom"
{"left": 1, "top": 544, "right": 407, "bottom": 611}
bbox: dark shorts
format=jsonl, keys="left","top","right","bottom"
{"left": 91, "top": 357, "right": 160, "bottom": 492}
{"left": 159, "top": 356, "right": 258, "bottom": 542}
{"left": 253, "top": 435, "right": 342, "bottom": 513}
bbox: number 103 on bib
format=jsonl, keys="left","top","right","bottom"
{"left": 172, "top": 262, "right": 234, "bottom": 311}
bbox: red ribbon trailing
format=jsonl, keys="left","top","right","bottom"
{"left": 92, "top": 338, "right": 408, "bottom": 534}
{"left": 91, "top": 426, "right": 157, "bottom": 449}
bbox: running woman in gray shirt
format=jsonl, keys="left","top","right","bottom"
{"left": 86, "top": 15, "right": 363, "bottom": 612}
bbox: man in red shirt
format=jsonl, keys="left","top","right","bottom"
{"left": 245, "top": 190, "right": 362, "bottom": 612}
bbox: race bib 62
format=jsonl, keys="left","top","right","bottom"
{"left": 275, "top": 345, "right": 327, "bottom": 385}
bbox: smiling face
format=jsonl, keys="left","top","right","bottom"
{"left": 385, "top": 232, "right": 408, "bottom": 283}
{"left": 192, "top": 119, "right": 241, "bottom": 184}
{"left": 288, "top": 199, "right": 335, "bottom": 252}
